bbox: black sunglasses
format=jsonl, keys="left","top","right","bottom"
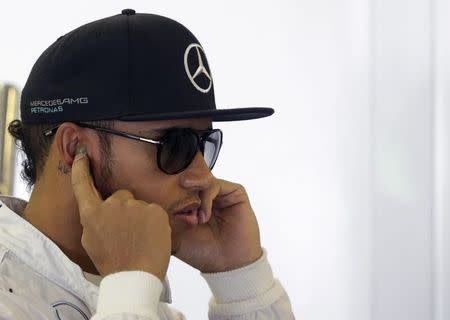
{"left": 43, "top": 122, "right": 223, "bottom": 175}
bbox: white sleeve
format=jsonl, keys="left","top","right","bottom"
{"left": 91, "top": 271, "right": 163, "bottom": 320}
{"left": 200, "top": 250, "right": 295, "bottom": 320}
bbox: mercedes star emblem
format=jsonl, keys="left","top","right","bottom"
{"left": 184, "top": 43, "right": 212, "bottom": 93}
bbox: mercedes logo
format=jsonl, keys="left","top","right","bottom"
{"left": 184, "top": 43, "right": 212, "bottom": 93}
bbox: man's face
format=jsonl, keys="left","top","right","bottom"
{"left": 92, "top": 117, "right": 215, "bottom": 254}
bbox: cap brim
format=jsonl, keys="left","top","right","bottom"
{"left": 118, "top": 107, "right": 274, "bottom": 122}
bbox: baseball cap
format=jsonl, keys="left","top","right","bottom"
{"left": 20, "top": 9, "right": 274, "bottom": 124}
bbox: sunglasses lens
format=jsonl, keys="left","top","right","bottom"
{"left": 159, "top": 129, "right": 198, "bottom": 174}
{"left": 202, "top": 130, "right": 222, "bottom": 170}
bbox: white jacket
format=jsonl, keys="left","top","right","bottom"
{"left": 0, "top": 196, "right": 294, "bottom": 319}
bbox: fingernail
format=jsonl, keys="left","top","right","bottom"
{"left": 198, "top": 209, "right": 206, "bottom": 224}
{"left": 74, "top": 144, "right": 87, "bottom": 161}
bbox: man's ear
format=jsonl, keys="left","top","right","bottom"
{"left": 53, "top": 122, "right": 88, "bottom": 167}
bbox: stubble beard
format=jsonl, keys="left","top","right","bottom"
{"left": 92, "top": 152, "right": 114, "bottom": 200}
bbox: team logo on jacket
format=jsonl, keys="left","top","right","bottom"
{"left": 184, "top": 43, "right": 213, "bottom": 93}
{"left": 52, "top": 301, "right": 89, "bottom": 320}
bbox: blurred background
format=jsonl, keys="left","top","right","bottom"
{"left": 1, "top": 0, "right": 449, "bottom": 319}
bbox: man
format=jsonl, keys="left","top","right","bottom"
{"left": 0, "top": 9, "right": 294, "bottom": 319}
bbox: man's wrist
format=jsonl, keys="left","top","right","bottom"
{"left": 200, "top": 249, "right": 274, "bottom": 304}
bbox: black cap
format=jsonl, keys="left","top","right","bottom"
{"left": 21, "top": 10, "right": 274, "bottom": 124}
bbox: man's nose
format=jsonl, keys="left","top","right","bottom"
{"left": 179, "top": 151, "right": 214, "bottom": 190}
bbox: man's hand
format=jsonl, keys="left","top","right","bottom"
{"left": 175, "top": 178, "right": 263, "bottom": 273}
{"left": 71, "top": 147, "right": 171, "bottom": 281}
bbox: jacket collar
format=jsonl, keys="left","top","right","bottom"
{"left": 0, "top": 196, "right": 172, "bottom": 314}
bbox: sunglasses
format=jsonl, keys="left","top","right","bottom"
{"left": 43, "top": 122, "right": 223, "bottom": 175}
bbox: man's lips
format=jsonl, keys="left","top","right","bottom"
{"left": 174, "top": 202, "right": 201, "bottom": 226}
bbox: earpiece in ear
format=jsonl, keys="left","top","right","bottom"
{"left": 75, "top": 144, "right": 87, "bottom": 157}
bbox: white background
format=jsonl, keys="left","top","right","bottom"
{"left": 1, "top": 0, "right": 448, "bottom": 319}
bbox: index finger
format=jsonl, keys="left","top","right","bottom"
{"left": 71, "top": 147, "right": 103, "bottom": 212}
